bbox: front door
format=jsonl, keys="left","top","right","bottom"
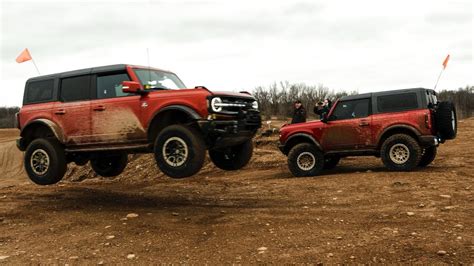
{"left": 90, "top": 72, "right": 146, "bottom": 144}
{"left": 320, "top": 98, "right": 372, "bottom": 150}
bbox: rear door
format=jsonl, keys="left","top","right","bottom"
{"left": 89, "top": 71, "right": 146, "bottom": 144}
{"left": 52, "top": 75, "right": 92, "bottom": 145}
{"left": 320, "top": 98, "right": 372, "bottom": 150}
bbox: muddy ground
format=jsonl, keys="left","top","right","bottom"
{"left": 0, "top": 120, "right": 473, "bottom": 264}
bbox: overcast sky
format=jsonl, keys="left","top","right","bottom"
{"left": 0, "top": 0, "right": 472, "bottom": 106}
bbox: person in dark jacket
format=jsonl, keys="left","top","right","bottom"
{"left": 314, "top": 98, "right": 332, "bottom": 119}
{"left": 291, "top": 100, "right": 306, "bottom": 124}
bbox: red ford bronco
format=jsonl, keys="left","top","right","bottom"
{"left": 279, "top": 88, "right": 457, "bottom": 176}
{"left": 16, "top": 64, "right": 261, "bottom": 185}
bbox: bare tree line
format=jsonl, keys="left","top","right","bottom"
{"left": 437, "top": 86, "right": 473, "bottom": 119}
{"left": 253, "top": 81, "right": 358, "bottom": 119}
{"left": 0, "top": 107, "right": 19, "bottom": 129}
{"left": 0, "top": 85, "right": 472, "bottom": 128}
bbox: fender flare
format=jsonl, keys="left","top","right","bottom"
{"left": 20, "top": 119, "right": 65, "bottom": 143}
{"left": 146, "top": 105, "right": 203, "bottom": 139}
{"left": 377, "top": 124, "right": 422, "bottom": 144}
{"left": 157, "top": 105, "right": 202, "bottom": 120}
{"left": 284, "top": 133, "right": 323, "bottom": 152}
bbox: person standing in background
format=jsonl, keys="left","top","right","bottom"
{"left": 314, "top": 98, "right": 332, "bottom": 119}
{"left": 291, "top": 100, "right": 306, "bottom": 124}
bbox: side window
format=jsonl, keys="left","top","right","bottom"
{"left": 331, "top": 99, "right": 370, "bottom": 120}
{"left": 25, "top": 79, "right": 54, "bottom": 104}
{"left": 97, "top": 73, "right": 131, "bottom": 99}
{"left": 377, "top": 93, "right": 418, "bottom": 113}
{"left": 60, "top": 75, "right": 91, "bottom": 102}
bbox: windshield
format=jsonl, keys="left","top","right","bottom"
{"left": 134, "top": 69, "right": 186, "bottom": 90}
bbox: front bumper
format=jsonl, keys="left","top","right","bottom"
{"left": 198, "top": 111, "right": 261, "bottom": 148}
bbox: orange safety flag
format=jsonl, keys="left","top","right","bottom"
{"left": 442, "top": 54, "right": 450, "bottom": 69}
{"left": 15, "top": 48, "right": 32, "bottom": 63}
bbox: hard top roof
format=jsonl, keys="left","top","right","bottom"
{"left": 340, "top": 87, "right": 433, "bottom": 101}
{"left": 26, "top": 64, "right": 172, "bottom": 82}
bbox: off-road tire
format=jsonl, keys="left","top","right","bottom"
{"left": 209, "top": 140, "right": 253, "bottom": 170}
{"left": 91, "top": 153, "right": 128, "bottom": 177}
{"left": 24, "top": 138, "right": 67, "bottom": 185}
{"left": 288, "top": 143, "right": 324, "bottom": 177}
{"left": 435, "top": 101, "right": 457, "bottom": 140}
{"left": 154, "top": 125, "right": 206, "bottom": 178}
{"left": 380, "top": 134, "right": 422, "bottom": 171}
{"left": 418, "top": 146, "right": 437, "bottom": 167}
{"left": 323, "top": 156, "right": 340, "bottom": 170}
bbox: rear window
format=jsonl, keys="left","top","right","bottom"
{"left": 25, "top": 79, "right": 54, "bottom": 104}
{"left": 60, "top": 75, "right": 91, "bottom": 102}
{"left": 377, "top": 93, "right": 418, "bottom": 113}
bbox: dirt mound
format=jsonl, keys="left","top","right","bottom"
{"left": 0, "top": 129, "right": 25, "bottom": 184}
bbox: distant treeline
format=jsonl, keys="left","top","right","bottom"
{"left": 437, "top": 86, "right": 473, "bottom": 119}
{"left": 253, "top": 82, "right": 474, "bottom": 120}
{"left": 0, "top": 107, "right": 19, "bottom": 128}
{"left": 0, "top": 85, "right": 472, "bottom": 128}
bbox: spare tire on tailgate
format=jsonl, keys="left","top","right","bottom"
{"left": 435, "top": 101, "right": 457, "bottom": 140}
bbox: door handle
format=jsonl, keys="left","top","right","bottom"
{"left": 55, "top": 109, "right": 66, "bottom": 115}
{"left": 93, "top": 105, "right": 106, "bottom": 111}
{"left": 359, "top": 120, "right": 369, "bottom": 126}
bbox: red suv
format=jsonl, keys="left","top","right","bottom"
{"left": 16, "top": 64, "right": 261, "bottom": 185}
{"left": 279, "top": 88, "right": 457, "bottom": 176}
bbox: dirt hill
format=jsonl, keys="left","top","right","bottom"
{"left": 0, "top": 119, "right": 472, "bottom": 263}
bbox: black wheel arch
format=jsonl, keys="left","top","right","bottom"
{"left": 147, "top": 105, "right": 203, "bottom": 144}
{"left": 282, "top": 133, "right": 323, "bottom": 155}
{"left": 20, "top": 119, "right": 65, "bottom": 149}
{"left": 377, "top": 125, "right": 421, "bottom": 150}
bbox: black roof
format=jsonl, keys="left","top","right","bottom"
{"left": 26, "top": 64, "right": 174, "bottom": 83}
{"left": 27, "top": 64, "right": 128, "bottom": 82}
{"left": 340, "top": 87, "right": 433, "bottom": 101}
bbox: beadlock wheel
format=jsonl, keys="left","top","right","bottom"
{"left": 296, "top": 151, "right": 316, "bottom": 171}
{"left": 389, "top": 143, "right": 410, "bottom": 164}
{"left": 30, "top": 149, "right": 50, "bottom": 176}
{"left": 162, "top": 137, "right": 189, "bottom": 167}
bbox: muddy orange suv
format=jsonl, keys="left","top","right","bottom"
{"left": 279, "top": 88, "right": 457, "bottom": 176}
{"left": 16, "top": 64, "right": 261, "bottom": 185}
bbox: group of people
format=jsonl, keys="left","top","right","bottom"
{"left": 291, "top": 99, "right": 332, "bottom": 124}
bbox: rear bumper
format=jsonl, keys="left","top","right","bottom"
{"left": 278, "top": 144, "right": 285, "bottom": 154}
{"left": 198, "top": 112, "right": 261, "bottom": 149}
{"left": 419, "top": 135, "right": 441, "bottom": 147}
{"left": 16, "top": 138, "right": 26, "bottom": 151}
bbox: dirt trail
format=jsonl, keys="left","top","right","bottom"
{"left": 0, "top": 120, "right": 473, "bottom": 264}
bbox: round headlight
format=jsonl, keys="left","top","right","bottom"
{"left": 252, "top": 101, "right": 259, "bottom": 110}
{"left": 211, "top": 97, "right": 223, "bottom": 112}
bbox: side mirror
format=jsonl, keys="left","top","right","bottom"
{"left": 122, "top": 81, "right": 144, "bottom": 94}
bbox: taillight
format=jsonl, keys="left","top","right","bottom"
{"left": 425, "top": 112, "right": 431, "bottom": 129}
{"left": 15, "top": 112, "right": 20, "bottom": 129}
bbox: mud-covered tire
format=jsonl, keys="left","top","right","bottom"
{"left": 91, "top": 153, "right": 128, "bottom": 177}
{"left": 323, "top": 156, "right": 340, "bottom": 170}
{"left": 418, "top": 146, "right": 437, "bottom": 167}
{"left": 24, "top": 138, "right": 67, "bottom": 185}
{"left": 154, "top": 125, "right": 206, "bottom": 178}
{"left": 288, "top": 143, "right": 324, "bottom": 177}
{"left": 380, "top": 134, "right": 422, "bottom": 171}
{"left": 435, "top": 101, "right": 457, "bottom": 140}
{"left": 209, "top": 140, "right": 253, "bottom": 170}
